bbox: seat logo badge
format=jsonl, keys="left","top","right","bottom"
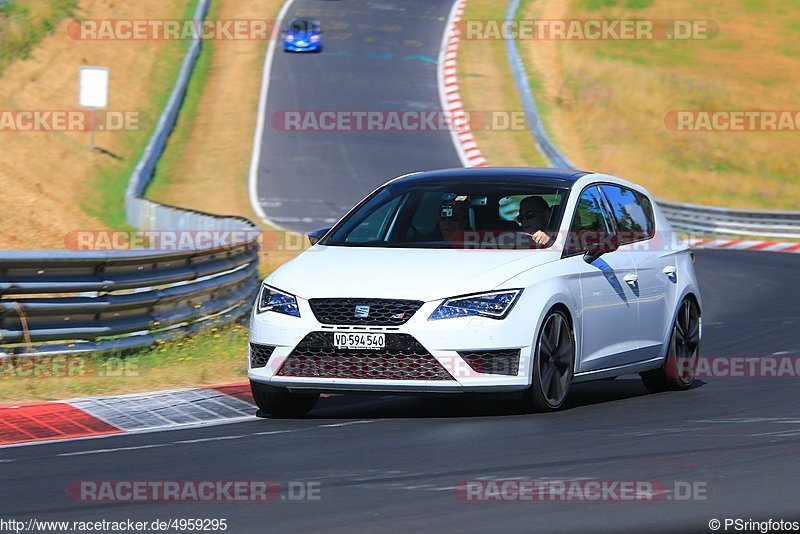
{"left": 354, "top": 305, "right": 370, "bottom": 318}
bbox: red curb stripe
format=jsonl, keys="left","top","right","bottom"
{"left": 784, "top": 243, "right": 800, "bottom": 252}
{"left": 443, "top": 0, "right": 488, "bottom": 168}
{"left": 717, "top": 240, "right": 741, "bottom": 248}
{"left": 0, "top": 403, "right": 121, "bottom": 445}
{"left": 207, "top": 384, "right": 332, "bottom": 406}
{"left": 749, "top": 241, "right": 779, "bottom": 250}
{"left": 209, "top": 383, "right": 254, "bottom": 405}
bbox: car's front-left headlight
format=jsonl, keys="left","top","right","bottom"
{"left": 428, "top": 289, "right": 522, "bottom": 321}
{"left": 257, "top": 285, "right": 300, "bottom": 317}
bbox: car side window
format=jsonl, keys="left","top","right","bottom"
{"left": 566, "top": 186, "right": 614, "bottom": 255}
{"left": 600, "top": 185, "right": 655, "bottom": 244}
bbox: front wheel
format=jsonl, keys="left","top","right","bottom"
{"left": 640, "top": 298, "right": 701, "bottom": 392}
{"left": 250, "top": 381, "right": 319, "bottom": 418}
{"left": 519, "top": 309, "right": 575, "bottom": 412}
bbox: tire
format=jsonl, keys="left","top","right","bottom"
{"left": 519, "top": 309, "right": 575, "bottom": 413}
{"left": 640, "top": 298, "right": 701, "bottom": 392}
{"left": 250, "top": 380, "right": 319, "bottom": 418}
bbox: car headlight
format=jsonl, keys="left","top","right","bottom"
{"left": 257, "top": 285, "right": 300, "bottom": 317}
{"left": 428, "top": 289, "right": 522, "bottom": 321}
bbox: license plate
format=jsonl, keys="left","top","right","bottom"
{"left": 333, "top": 332, "right": 385, "bottom": 350}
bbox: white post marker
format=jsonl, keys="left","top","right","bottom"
{"left": 78, "top": 66, "right": 109, "bottom": 150}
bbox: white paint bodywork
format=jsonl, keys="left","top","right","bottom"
{"left": 249, "top": 173, "right": 702, "bottom": 394}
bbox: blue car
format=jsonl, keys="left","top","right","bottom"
{"left": 283, "top": 19, "right": 322, "bottom": 53}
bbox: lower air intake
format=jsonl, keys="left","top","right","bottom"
{"left": 278, "top": 333, "right": 454, "bottom": 380}
{"left": 458, "top": 349, "right": 521, "bottom": 376}
{"left": 250, "top": 343, "right": 276, "bottom": 369}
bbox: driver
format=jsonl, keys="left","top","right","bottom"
{"left": 439, "top": 195, "right": 470, "bottom": 242}
{"left": 517, "top": 196, "right": 552, "bottom": 246}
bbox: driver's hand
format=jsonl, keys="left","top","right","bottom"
{"left": 531, "top": 230, "right": 549, "bottom": 246}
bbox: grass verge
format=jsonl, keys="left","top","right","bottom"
{"left": 0, "top": 321, "right": 249, "bottom": 404}
{"left": 511, "top": 0, "right": 800, "bottom": 209}
{"left": 0, "top": 0, "right": 77, "bottom": 76}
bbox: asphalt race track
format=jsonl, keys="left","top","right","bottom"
{"left": 255, "top": 0, "right": 461, "bottom": 232}
{"left": 2, "top": 250, "right": 800, "bottom": 531}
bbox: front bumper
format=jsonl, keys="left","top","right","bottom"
{"left": 283, "top": 41, "right": 320, "bottom": 52}
{"left": 248, "top": 297, "right": 533, "bottom": 393}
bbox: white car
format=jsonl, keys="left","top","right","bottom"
{"left": 248, "top": 168, "right": 701, "bottom": 417}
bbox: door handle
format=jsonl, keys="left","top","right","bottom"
{"left": 623, "top": 273, "right": 639, "bottom": 285}
{"left": 663, "top": 265, "right": 677, "bottom": 277}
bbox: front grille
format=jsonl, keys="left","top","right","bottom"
{"left": 250, "top": 343, "right": 276, "bottom": 369}
{"left": 459, "top": 349, "right": 521, "bottom": 376}
{"left": 277, "top": 332, "right": 454, "bottom": 380}
{"left": 308, "top": 298, "right": 423, "bottom": 326}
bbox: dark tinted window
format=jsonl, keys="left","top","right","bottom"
{"left": 600, "top": 185, "right": 655, "bottom": 244}
{"left": 565, "top": 186, "right": 614, "bottom": 255}
{"left": 322, "top": 180, "right": 569, "bottom": 249}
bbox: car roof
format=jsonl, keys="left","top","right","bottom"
{"left": 391, "top": 167, "right": 590, "bottom": 188}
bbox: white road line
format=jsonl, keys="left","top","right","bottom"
{"left": 58, "top": 443, "right": 171, "bottom": 457}
{"left": 750, "top": 429, "right": 800, "bottom": 438}
{"left": 252, "top": 429, "right": 297, "bottom": 436}
{"left": 173, "top": 435, "right": 246, "bottom": 445}
{"left": 317, "top": 420, "right": 375, "bottom": 428}
{"left": 247, "top": 0, "right": 300, "bottom": 231}
{"left": 48, "top": 421, "right": 378, "bottom": 458}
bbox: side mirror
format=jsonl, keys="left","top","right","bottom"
{"left": 582, "top": 232, "right": 619, "bottom": 263}
{"left": 307, "top": 227, "right": 332, "bottom": 246}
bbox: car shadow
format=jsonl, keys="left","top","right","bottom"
{"left": 263, "top": 378, "right": 706, "bottom": 419}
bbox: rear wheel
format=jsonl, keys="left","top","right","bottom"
{"left": 640, "top": 298, "right": 701, "bottom": 392}
{"left": 520, "top": 309, "right": 574, "bottom": 412}
{"left": 250, "top": 381, "right": 319, "bottom": 418}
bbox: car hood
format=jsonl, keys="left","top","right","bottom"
{"left": 267, "top": 245, "right": 561, "bottom": 301}
{"left": 287, "top": 30, "right": 314, "bottom": 40}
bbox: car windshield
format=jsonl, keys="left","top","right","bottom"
{"left": 288, "top": 20, "right": 312, "bottom": 33}
{"left": 322, "top": 180, "right": 569, "bottom": 249}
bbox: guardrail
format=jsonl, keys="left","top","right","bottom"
{"left": 0, "top": 243, "right": 259, "bottom": 356}
{"left": 657, "top": 201, "right": 800, "bottom": 239}
{"left": 0, "top": 0, "right": 264, "bottom": 356}
{"left": 503, "top": 0, "right": 800, "bottom": 241}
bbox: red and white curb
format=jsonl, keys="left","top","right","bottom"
{"left": 0, "top": 384, "right": 257, "bottom": 447}
{"left": 687, "top": 238, "right": 800, "bottom": 253}
{"left": 439, "top": 0, "right": 487, "bottom": 168}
